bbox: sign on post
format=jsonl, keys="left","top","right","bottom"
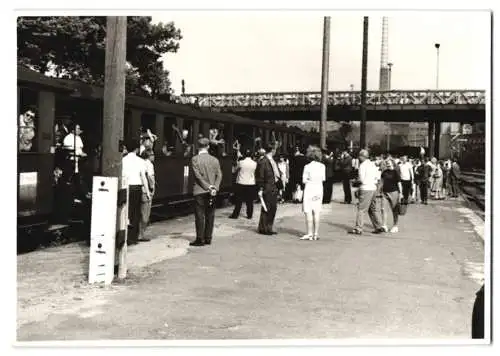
{"left": 89, "top": 176, "right": 118, "bottom": 285}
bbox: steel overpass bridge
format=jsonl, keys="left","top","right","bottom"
{"left": 181, "top": 89, "right": 486, "bottom": 157}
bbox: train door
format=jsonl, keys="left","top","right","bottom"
{"left": 18, "top": 86, "right": 55, "bottom": 224}
{"left": 52, "top": 96, "right": 101, "bottom": 225}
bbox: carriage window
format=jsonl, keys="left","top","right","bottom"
{"left": 255, "top": 128, "right": 264, "bottom": 151}
{"left": 162, "top": 117, "right": 177, "bottom": 156}
{"left": 234, "top": 124, "right": 253, "bottom": 156}
{"left": 140, "top": 113, "right": 156, "bottom": 152}
{"left": 182, "top": 119, "right": 194, "bottom": 158}
{"left": 18, "top": 87, "right": 38, "bottom": 153}
{"left": 270, "top": 130, "right": 278, "bottom": 148}
{"left": 141, "top": 113, "right": 155, "bottom": 132}
{"left": 209, "top": 123, "right": 226, "bottom": 157}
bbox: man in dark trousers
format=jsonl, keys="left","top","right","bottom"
{"left": 190, "top": 137, "right": 222, "bottom": 246}
{"left": 122, "top": 140, "right": 151, "bottom": 245}
{"left": 340, "top": 150, "right": 353, "bottom": 204}
{"left": 450, "top": 157, "right": 461, "bottom": 198}
{"left": 417, "top": 157, "right": 432, "bottom": 204}
{"left": 256, "top": 143, "right": 280, "bottom": 235}
{"left": 322, "top": 149, "right": 335, "bottom": 203}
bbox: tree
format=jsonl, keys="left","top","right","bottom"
{"left": 17, "top": 16, "right": 182, "bottom": 98}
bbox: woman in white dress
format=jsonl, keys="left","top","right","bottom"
{"left": 300, "top": 146, "right": 326, "bottom": 241}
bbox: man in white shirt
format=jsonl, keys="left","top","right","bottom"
{"left": 63, "top": 124, "right": 86, "bottom": 158}
{"left": 63, "top": 123, "right": 87, "bottom": 174}
{"left": 229, "top": 149, "right": 257, "bottom": 219}
{"left": 122, "top": 140, "right": 150, "bottom": 245}
{"left": 350, "top": 150, "right": 383, "bottom": 235}
{"left": 398, "top": 155, "right": 414, "bottom": 204}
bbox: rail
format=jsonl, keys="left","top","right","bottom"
{"left": 460, "top": 171, "right": 485, "bottom": 212}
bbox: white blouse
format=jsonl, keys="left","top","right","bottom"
{"left": 302, "top": 161, "right": 326, "bottom": 186}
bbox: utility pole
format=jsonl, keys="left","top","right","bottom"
{"left": 360, "top": 16, "right": 369, "bottom": 150}
{"left": 102, "top": 16, "right": 128, "bottom": 279}
{"left": 320, "top": 16, "right": 331, "bottom": 150}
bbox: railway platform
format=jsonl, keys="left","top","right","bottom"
{"left": 17, "top": 184, "right": 485, "bottom": 341}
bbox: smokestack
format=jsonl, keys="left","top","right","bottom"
{"left": 379, "top": 17, "right": 389, "bottom": 91}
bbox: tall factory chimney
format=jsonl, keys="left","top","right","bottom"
{"left": 379, "top": 17, "right": 390, "bottom": 91}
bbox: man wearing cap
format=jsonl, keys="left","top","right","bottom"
{"left": 349, "top": 149, "right": 384, "bottom": 235}
{"left": 256, "top": 143, "right": 281, "bottom": 235}
{"left": 190, "top": 137, "right": 223, "bottom": 246}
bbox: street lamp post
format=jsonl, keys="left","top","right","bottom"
{"left": 434, "top": 43, "right": 440, "bottom": 89}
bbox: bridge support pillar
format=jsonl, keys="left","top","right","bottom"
{"left": 434, "top": 121, "right": 441, "bottom": 159}
{"left": 427, "top": 120, "right": 441, "bottom": 159}
{"left": 428, "top": 120, "right": 435, "bottom": 159}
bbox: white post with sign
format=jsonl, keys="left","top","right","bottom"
{"left": 89, "top": 176, "right": 118, "bottom": 285}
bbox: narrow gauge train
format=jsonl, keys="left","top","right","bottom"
{"left": 17, "top": 65, "right": 329, "bottom": 236}
{"left": 449, "top": 133, "right": 486, "bottom": 170}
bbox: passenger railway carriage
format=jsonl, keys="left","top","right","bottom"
{"left": 17, "top": 66, "right": 327, "bottom": 235}
{"left": 450, "top": 133, "right": 486, "bottom": 170}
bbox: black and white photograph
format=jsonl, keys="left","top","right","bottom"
{"left": 9, "top": 2, "right": 494, "bottom": 350}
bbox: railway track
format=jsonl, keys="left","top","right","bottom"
{"left": 460, "top": 171, "right": 486, "bottom": 214}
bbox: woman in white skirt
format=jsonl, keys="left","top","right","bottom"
{"left": 300, "top": 146, "right": 326, "bottom": 241}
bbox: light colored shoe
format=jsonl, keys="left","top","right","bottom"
{"left": 300, "top": 234, "right": 313, "bottom": 240}
{"left": 382, "top": 225, "right": 389, "bottom": 232}
{"left": 312, "top": 235, "right": 319, "bottom": 240}
{"left": 390, "top": 226, "right": 399, "bottom": 233}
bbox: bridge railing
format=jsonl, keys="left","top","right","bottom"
{"left": 179, "top": 90, "right": 486, "bottom": 108}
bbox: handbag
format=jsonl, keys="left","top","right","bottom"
{"left": 293, "top": 185, "right": 303, "bottom": 202}
{"left": 352, "top": 180, "right": 361, "bottom": 188}
{"left": 398, "top": 202, "right": 408, "bottom": 216}
{"left": 276, "top": 178, "right": 284, "bottom": 191}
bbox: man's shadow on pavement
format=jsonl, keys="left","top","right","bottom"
{"left": 277, "top": 226, "right": 307, "bottom": 238}
{"left": 234, "top": 223, "right": 304, "bottom": 239}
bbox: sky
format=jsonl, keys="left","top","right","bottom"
{"left": 153, "top": 11, "right": 491, "bottom": 95}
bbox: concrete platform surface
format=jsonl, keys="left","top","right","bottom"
{"left": 17, "top": 184, "right": 485, "bottom": 341}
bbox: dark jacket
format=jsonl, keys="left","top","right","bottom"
{"left": 323, "top": 156, "right": 335, "bottom": 179}
{"left": 341, "top": 156, "right": 353, "bottom": 176}
{"left": 417, "top": 163, "right": 432, "bottom": 182}
{"left": 256, "top": 156, "right": 278, "bottom": 194}
{"left": 191, "top": 151, "right": 222, "bottom": 196}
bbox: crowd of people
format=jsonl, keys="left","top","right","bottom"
{"left": 122, "top": 133, "right": 464, "bottom": 246}
{"left": 223, "top": 144, "right": 463, "bottom": 241}
{"left": 47, "top": 117, "right": 463, "bottom": 246}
